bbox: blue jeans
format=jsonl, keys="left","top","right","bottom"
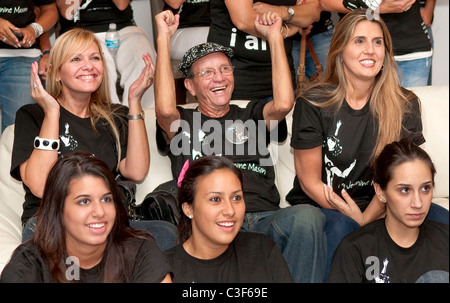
{"left": 129, "top": 220, "right": 177, "bottom": 251}
{"left": 321, "top": 208, "right": 360, "bottom": 282}
{"left": 22, "top": 216, "right": 178, "bottom": 252}
{"left": 0, "top": 56, "right": 39, "bottom": 133}
{"left": 292, "top": 29, "right": 334, "bottom": 79}
{"left": 240, "top": 205, "right": 327, "bottom": 283}
{"left": 396, "top": 56, "right": 432, "bottom": 88}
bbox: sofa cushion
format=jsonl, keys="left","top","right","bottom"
{"left": 409, "top": 85, "right": 449, "bottom": 199}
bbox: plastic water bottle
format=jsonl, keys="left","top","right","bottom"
{"left": 105, "top": 23, "right": 120, "bottom": 61}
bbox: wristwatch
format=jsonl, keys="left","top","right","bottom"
{"left": 128, "top": 109, "right": 145, "bottom": 120}
{"left": 286, "top": 6, "right": 294, "bottom": 23}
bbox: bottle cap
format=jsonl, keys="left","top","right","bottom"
{"left": 109, "top": 23, "right": 117, "bottom": 30}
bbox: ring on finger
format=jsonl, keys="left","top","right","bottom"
{"left": 2, "top": 37, "right": 6, "bottom": 42}
{"left": 28, "top": 41, "right": 32, "bottom": 46}
{"left": 32, "top": 83, "right": 37, "bottom": 89}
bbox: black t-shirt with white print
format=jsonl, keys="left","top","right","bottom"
{"left": 11, "top": 103, "right": 129, "bottom": 224}
{"left": 0, "top": 0, "right": 55, "bottom": 50}
{"left": 156, "top": 100, "right": 287, "bottom": 213}
{"left": 328, "top": 219, "right": 449, "bottom": 283}
{"left": 286, "top": 88, "right": 425, "bottom": 210}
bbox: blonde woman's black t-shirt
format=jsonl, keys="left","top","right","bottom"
{"left": 156, "top": 100, "right": 287, "bottom": 213}
{"left": 165, "top": 232, "right": 293, "bottom": 283}
{"left": 286, "top": 90, "right": 425, "bottom": 210}
{"left": 11, "top": 103, "right": 129, "bottom": 224}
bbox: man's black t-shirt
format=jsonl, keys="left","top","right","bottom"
{"left": 156, "top": 100, "right": 287, "bottom": 213}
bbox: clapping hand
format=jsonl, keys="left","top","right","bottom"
{"left": 128, "top": 53, "right": 155, "bottom": 104}
{"left": 30, "top": 61, "right": 60, "bottom": 114}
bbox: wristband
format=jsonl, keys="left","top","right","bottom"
{"left": 29, "top": 22, "right": 44, "bottom": 38}
{"left": 281, "top": 23, "right": 289, "bottom": 39}
{"left": 34, "top": 137, "right": 60, "bottom": 151}
{"left": 42, "top": 50, "right": 50, "bottom": 56}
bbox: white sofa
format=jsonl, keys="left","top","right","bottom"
{"left": 0, "top": 85, "right": 448, "bottom": 275}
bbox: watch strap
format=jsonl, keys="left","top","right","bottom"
{"left": 286, "top": 6, "right": 294, "bottom": 22}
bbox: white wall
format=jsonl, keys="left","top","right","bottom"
{"left": 130, "top": 0, "right": 154, "bottom": 43}
{"left": 430, "top": 0, "right": 449, "bottom": 85}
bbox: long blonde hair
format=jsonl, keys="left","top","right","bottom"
{"left": 46, "top": 28, "right": 123, "bottom": 168}
{"left": 303, "top": 8, "right": 418, "bottom": 161}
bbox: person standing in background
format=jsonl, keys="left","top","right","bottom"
{"left": 207, "top": 0, "right": 319, "bottom": 101}
{"left": 0, "top": 0, "right": 58, "bottom": 133}
{"left": 56, "top": 0, "right": 157, "bottom": 108}
{"left": 320, "top": 0, "right": 434, "bottom": 87}
{"left": 164, "top": 0, "right": 211, "bottom": 61}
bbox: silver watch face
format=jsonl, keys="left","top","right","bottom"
{"left": 288, "top": 7, "right": 294, "bottom": 16}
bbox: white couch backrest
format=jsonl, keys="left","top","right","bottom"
{"left": 1, "top": 86, "right": 448, "bottom": 215}
{"left": 409, "top": 85, "right": 449, "bottom": 199}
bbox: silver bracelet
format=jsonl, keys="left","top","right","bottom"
{"left": 34, "top": 137, "right": 60, "bottom": 151}
{"left": 29, "top": 22, "right": 43, "bottom": 38}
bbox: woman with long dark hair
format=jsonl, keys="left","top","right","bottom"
{"left": 1, "top": 151, "right": 172, "bottom": 283}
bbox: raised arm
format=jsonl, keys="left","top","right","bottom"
{"left": 255, "top": 12, "right": 294, "bottom": 129}
{"left": 118, "top": 54, "right": 153, "bottom": 182}
{"left": 154, "top": 10, "right": 181, "bottom": 141}
{"left": 225, "top": 0, "right": 262, "bottom": 37}
{"left": 253, "top": 0, "right": 320, "bottom": 28}
{"left": 20, "top": 62, "right": 60, "bottom": 198}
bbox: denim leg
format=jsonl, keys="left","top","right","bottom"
{"left": 415, "top": 270, "right": 449, "bottom": 283}
{"left": 304, "top": 29, "right": 333, "bottom": 78}
{"left": 129, "top": 220, "right": 178, "bottom": 251}
{"left": 243, "top": 205, "right": 327, "bottom": 283}
{"left": 23, "top": 217, "right": 178, "bottom": 251}
{"left": 321, "top": 208, "right": 360, "bottom": 282}
{"left": 0, "top": 56, "right": 39, "bottom": 133}
{"left": 396, "top": 57, "right": 431, "bottom": 88}
{"left": 291, "top": 29, "right": 333, "bottom": 80}
{"left": 22, "top": 216, "right": 38, "bottom": 242}
{"left": 426, "top": 203, "right": 449, "bottom": 225}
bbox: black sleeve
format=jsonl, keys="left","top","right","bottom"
{"left": 0, "top": 244, "right": 45, "bottom": 283}
{"left": 290, "top": 97, "right": 324, "bottom": 150}
{"left": 131, "top": 238, "right": 172, "bottom": 283}
{"left": 11, "top": 105, "right": 45, "bottom": 181}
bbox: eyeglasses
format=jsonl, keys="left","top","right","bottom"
{"left": 191, "top": 65, "right": 234, "bottom": 80}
